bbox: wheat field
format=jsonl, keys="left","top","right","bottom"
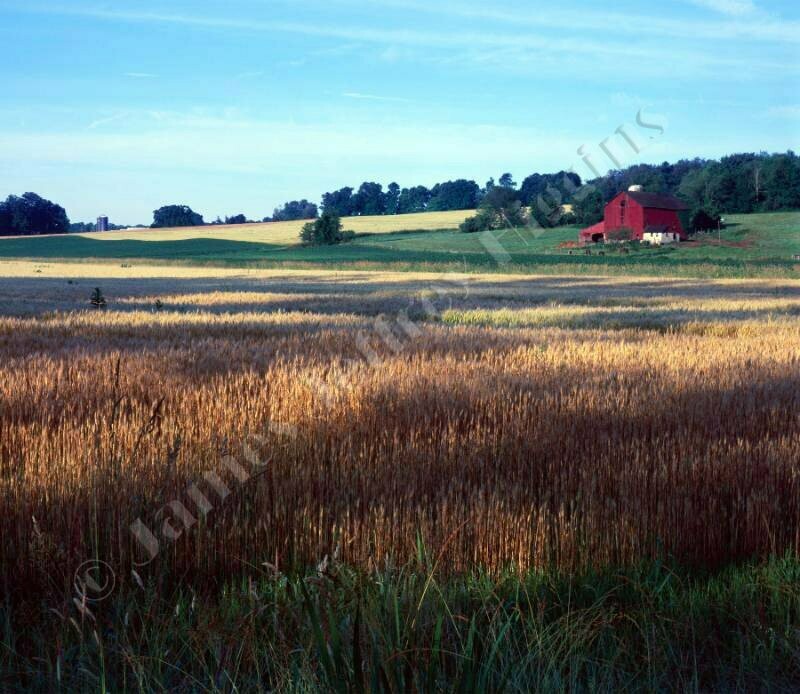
{"left": 32, "top": 210, "right": 472, "bottom": 246}
{"left": 3, "top": 265, "right": 800, "bottom": 604}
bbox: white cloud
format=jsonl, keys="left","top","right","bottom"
{"left": 124, "top": 72, "right": 157, "bottom": 79}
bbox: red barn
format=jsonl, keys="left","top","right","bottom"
{"left": 579, "top": 187, "right": 689, "bottom": 244}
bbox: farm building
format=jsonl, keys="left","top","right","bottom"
{"left": 579, "top": 186, "right": 689, "bottom": 244}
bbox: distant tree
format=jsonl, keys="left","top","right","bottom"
{"left": 300, "top": 212, "right": 353, "bottom": 245}
{"left": 384, "top": 182, "right": 401, "bottom": 215}
{"left": 152, "top": 205, "right": 204, "bottom": 228}
{"left": 0, "top": 193, "right": 69, "bottom": 236}
{"left": 352, "top": 182, "right": 385, "bottom": 216}
{"left": 459, "top": 212, "right": 493, "bottom": 234}
{"left": 271, "top": 199, "right": 318, "bottom": 222}
{"left": 561, "top": 211, "right": 578, "bottom": 225}
{"left": 69, "top": 222, "right": 95, "bottom": 233}
{"left": 573, "top": 188, "right": 605, "bottom": 225}
{"left": 397, "top": 186, "right": 431, "bottom": 214}
{"left": 224, "top": 214, "right": 248, "bottom": 225}
{"left": 428, "top": 180, "right": 480, "bottom": 211}
{"left": 690, "top": 209, "right": 721, "bottom": 233}
{"left": 519, "top": 171, "right": 582, "bottom": 207}
{"left": 321, "top": 187, "right": 355, "bottom": 217}
{"left": 762, "top": 152, "right": 800, "bottom": 211}
{"left": 499, "top": 173, "right": 516, "bottom": 189}
{"left": 460, "top": 186, "right": 525, "bottom": 233}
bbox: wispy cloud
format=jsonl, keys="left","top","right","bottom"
{"left": 686, "top": 0, "right": 756, "bottom": 16}
{"left": 124, "top": 72, "right": 157, "bottom": 79}
{"left": 87, "top": 112, "right": 129, "bottom": 130}
{"left": 17, "top": 3, "right": 800, "bottom": 79}
{"left": 325, "top": 0, "right": 798, "bottom": 44}
{"left": 343, "top": 92, "right": 412, "bottom": 103}
{"left": 765, "top": 105, "right": 800, "bottom": 119}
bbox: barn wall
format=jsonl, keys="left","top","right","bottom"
{"left": 604, "top": 194, "right": 645, "bottom": 238}
{"left": 643, "top": 208, "right": 687, "bottom": 239}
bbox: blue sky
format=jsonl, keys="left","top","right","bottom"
{"left": 0, "top": 0, "right": 798, "bottom": 224}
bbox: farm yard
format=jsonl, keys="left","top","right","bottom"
{"left": 2, "top": 257, "right": 800, "bottom": 690}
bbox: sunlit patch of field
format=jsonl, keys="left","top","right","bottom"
{"left": 442, "top": 297, "right": 800, "bottom": 331}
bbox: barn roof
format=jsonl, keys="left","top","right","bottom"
{"left": 625, "top": 191, "right": 689, "bottom": 211}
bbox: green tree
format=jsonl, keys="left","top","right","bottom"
{"left": 300, "top": 212, "right": 352, "bottom": 245}
{"left": 397, "top": 186, "right": 431, "bottom": 214}
{"left": 498, "top": 173, "right": 516, "bottom": 189}
{"left": 460, "top": 186, "right": 525, "bottom": 233}
{"left": 573, "top": 188, "right": 605, "bottom": 225}
{"left": 351, "top": 182, "right": 385, "bottom": 216}
{"left": 762, "top": 153, "right": 800, "bottom": 210}
{"left": 270, "top": 200, "right": 317, "bottom": 222}
{"left": 152, "top": 205, "right": 204, "bottom": 228}
{"left": 427, "top": 180, "right": 480, "bottom": 211}
{"left": 384, "top": 183, "right": 401, "bottom": 215}
{"left": 321, "top": 187, "right": 354, "bottom": 217}
{"left": 0, "top": 193, "right": 70, "bottom": 236}
{"left": 690, "top": 209, "right": 720, "bottom": 232}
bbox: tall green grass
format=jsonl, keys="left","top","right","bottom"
{"left": 4, "top": 555, "right": 800, "bottom": 692}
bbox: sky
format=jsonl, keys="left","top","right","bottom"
{"left": 0, "top": 0, "right": 798, "bottom": 225}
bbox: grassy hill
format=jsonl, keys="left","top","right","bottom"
{"left": 0, "top": 210, "right": 797, "bottom": 278}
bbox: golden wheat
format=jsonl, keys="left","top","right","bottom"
{"left": 2, "top": 271, "right": 800, "bottom": 602}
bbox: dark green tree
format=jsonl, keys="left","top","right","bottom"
{"left": 352, "top": 182, "right": 385, "bottom": 216}
{"left": 384, "top": 183, "right": 401, "bottom": 215}
{"left": 397, "top": 186, "right": 431, "bottom": 214}
{"left": 762, "top": 153, "right": 800, "bottom": 210}
{"left": 300, "top": 212, "right": 353, "bottom": 245}
{"left": 573, "top": 188, "right": 605, "bottom": 225}
{"left": 270, "top": 200, "right": 318, "bottom": 222}
{"left": 321, "top": 187, "right": 354, "bottom": 217}
{"left": 460, "top": 186, "right": 526, "bottom": 233}
{"left": 0, "top": 193, "right": 70, "bottom": 236}
{"left": 427, "top": 180, "right": 480, "bottom": 211}
{"left": 690, "top": 209, "right": 721, "bottom": 232}
{"left": 151, "top": 205, "right": 204, "bottom": 228}
{"left": 498, "top": 173, "right": 516, "bottom": 189}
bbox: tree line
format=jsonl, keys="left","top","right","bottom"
{"left": 0, "top": 151, "right": 797, "bottom": 236}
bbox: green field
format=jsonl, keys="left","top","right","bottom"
{"left": 0, "top": 210, "right": 798, "bottom": 278}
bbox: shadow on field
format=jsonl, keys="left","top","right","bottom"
{"left": 2, "top": 272, "right": 800, "bottom": 318}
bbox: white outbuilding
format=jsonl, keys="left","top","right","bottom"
{"left": 642, "top": 225, "right": 680, "bottom": 245}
